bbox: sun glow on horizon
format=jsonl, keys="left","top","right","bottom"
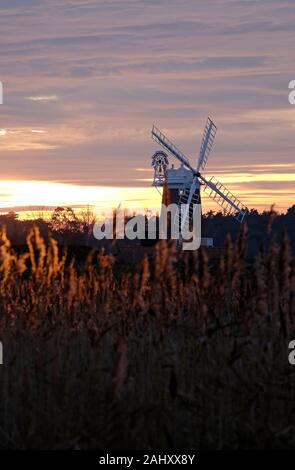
{"left": 0, "top": 180, "right": 163, "bottom": 218}
{"left": 0, "top": 176, "right": 292, "bottom": 220}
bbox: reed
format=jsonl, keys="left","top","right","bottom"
{"left": 0, "top": 225, "right": 294, "bottom": 449}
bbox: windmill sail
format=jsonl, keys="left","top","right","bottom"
{"left": 174, "top": 178, "right": 200, "bottom": 250}
{"left": 201, "top": 175, "right": 248, "bottom": 222}
{"left": 151, "top": 125, "right": 193, "bottom": 171}
{"left": 174, "top": 178, "right": 200, "bottom": 231}
{"left": 197, "top": 117, "right": 217, "bottom": 171}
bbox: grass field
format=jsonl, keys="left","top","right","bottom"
{"left": 0, "top": 224, "right": 294, "bottom": 449}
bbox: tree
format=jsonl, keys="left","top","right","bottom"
{"left": 49, "top": 207, "right": 81, "bottom": 234}
{"left": 287, "top": 205, "right": 295, "bottom": 217}
{"left": 80, "top": 206, "right": 97, "bottom": 235}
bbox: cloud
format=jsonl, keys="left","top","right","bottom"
{"left": 27, "top": 95, "right": 58, "bottom": 102}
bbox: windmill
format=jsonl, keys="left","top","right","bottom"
{"left": 151, "top": 117, "right": 248, "bottom": 247}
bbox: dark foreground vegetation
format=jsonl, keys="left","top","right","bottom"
{"left": 0, "top": 218, "right": 294, "bottom": 450}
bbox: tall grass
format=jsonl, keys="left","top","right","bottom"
{"left": 0, "top": 225, "right": 294, "bottom": 449}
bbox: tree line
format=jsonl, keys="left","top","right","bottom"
{"left": 0, "top": 205, "right": 294, "bottom": 256}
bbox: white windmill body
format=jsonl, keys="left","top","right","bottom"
{"left": 165, "top": 165, "right": 195, "bottom": 202}
{"left": 151, "top": 117, "right": 248, "bottom": 248}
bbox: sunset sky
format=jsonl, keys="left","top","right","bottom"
{"left": 0, "top": 0, "right": 294, "bottom": 215}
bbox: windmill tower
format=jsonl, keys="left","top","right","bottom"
{"left": 151, "top": 117, "right": 248, "bottom": 247}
